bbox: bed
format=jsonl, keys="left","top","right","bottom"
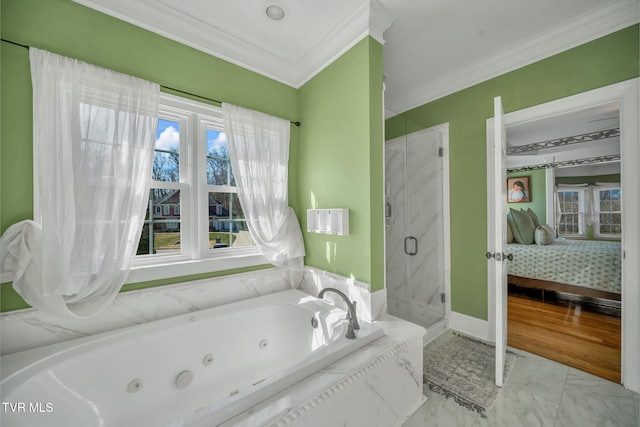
{"left": 507, "top": 239, "right": 622, "bottom": 301}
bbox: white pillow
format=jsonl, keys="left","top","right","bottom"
{"left": 534, "top": 225, "right": 555, "bottom": 245}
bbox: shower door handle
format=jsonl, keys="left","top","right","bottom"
{"left": 404, "top": 236, "right": 418, "bottom": 256}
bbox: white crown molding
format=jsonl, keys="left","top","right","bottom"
{"left": 386, "top": 0, "right": 640, "bottom": 116}
{"left": 295, "top": 0, "right": 372, "bottom": 87}
{"left": 369, "top": 0, "right": 396, "bottom": 45}
{"left": 72, "top": 0, "right": 394, "bottom": 89}
{"left": 295, "top": 0, "right": 395, "bottom": 87}
{"left": 72, "top": 0, "right": 302, "bottom": 86}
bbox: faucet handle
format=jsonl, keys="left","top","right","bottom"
{"left": 349, "top": 301, "right": 360, "bottom": 330}
{"left": 345, "top": 322, "right": 356, "bottom": 339}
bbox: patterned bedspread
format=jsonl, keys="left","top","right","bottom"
{"left": 507, "top": 239, "right": 621, "bottom": 294}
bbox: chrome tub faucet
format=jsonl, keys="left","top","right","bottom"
{"left": 318, "top": 287, "right": 360, "bottom": 339}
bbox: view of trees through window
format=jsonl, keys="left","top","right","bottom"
{"left": 205, "top": 128, "right": 251, "bottom": 250}
{"left": 136, "top": 117, "right": 252, "bottom": 256}
{"left": 597, "top": 188, "right": 621, "bottom": 235}
{"left": 557, "top": 187, "right": 621, "bottom": 238}
{"left": 558, "top": 190, "right": 582, "bottom": 236}
{"left": 137, "top": 118, "right": 182, "bottom": 255}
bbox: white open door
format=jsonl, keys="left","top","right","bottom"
{"left": 487, "top": 96, "right": 509, "bottom": 387}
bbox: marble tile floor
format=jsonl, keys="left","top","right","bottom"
{"left": 404, "top": 347, "right": 639, "bottom": 427}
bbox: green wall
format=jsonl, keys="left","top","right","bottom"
{"left": 0, "top": 0, "right": 384, "bottom": 311}
{"left": 386, "top": 25, "right": 639, "bottom": 320}
{"left": 0, "top": 0, "right": 300, "bottom": 311}
{"left": 507, "top": 169, "right": 547, "bottom": 224}
{"left": 297, "top": 37, "right": 384, "bottom": 291}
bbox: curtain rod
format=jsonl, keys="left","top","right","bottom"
{"left": 1, "top": 38, "right": 301, "bottom": 127}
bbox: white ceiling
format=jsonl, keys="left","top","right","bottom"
{"left": 507, "top": 102, "right": 620, "bottom": 147}
{"left": 74, "top": 0, "right": 638, "bottom": 118}
{"left": 382, "top": 0, "right": 638, "bottom": 115}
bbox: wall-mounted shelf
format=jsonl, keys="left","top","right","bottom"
{"left": 307, "top": 208, "right": 349, "bottom": 236}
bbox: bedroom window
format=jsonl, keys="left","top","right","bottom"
{"left": 130, "top": 93, "right": 264, "bottom": 283}
{"left": 595, "top": 188, "right": 621, "bottom": 237}
{"left": 557, "top": 189, "right": 585, "bottom": 236}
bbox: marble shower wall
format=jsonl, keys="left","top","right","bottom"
{"left": 386, "top": 128, "right": 445, "bottom": 328}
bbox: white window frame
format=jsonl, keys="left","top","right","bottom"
{"left": 127, "top": 93, "right": 265, "bottom": 284}
{"left": 594, "top": 186, "right": 622, "bottom": 239}
{"left": 557, "top": 187, "right": 586, "bottom": 237}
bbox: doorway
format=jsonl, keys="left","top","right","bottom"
{"left": 486, "top": 79, "right": 639, "bottom": 392}
{"left": 385, "top": 124, "right": 451, "bottom": 340}
{"left": 505, "top": 103, "right": 623, "bottom": 381}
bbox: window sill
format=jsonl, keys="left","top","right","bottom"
{"left": 594, "top": 236, "right": 622, "bottom": 241}
{"left": 126, "top": 250, "right": 269, "bottom": 284}
{"left": 1, "top": 253, "right": 269, "bottom": 286}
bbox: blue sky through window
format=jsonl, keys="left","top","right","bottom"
{"left": 156, "top": 119, "right": 180, "bottom": 153}
{"left": 207, "top": 129, "right": 227, "bottom": 155}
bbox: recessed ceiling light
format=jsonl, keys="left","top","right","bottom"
{"left": 265, "top": 4, "right": 286, "bottom": 21}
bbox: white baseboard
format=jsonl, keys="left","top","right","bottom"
{"left": 449, "top": 311, "right": 490, "bottom": 342}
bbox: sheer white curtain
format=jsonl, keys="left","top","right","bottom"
{"left": 222, "top": 103, "right": 305, "bottom": 286}
{"left": 0, "top": 49, "right": 159, "bottom": 317}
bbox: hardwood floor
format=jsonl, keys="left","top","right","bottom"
{"left": 507, "top": 289, "right": 621, "bottom": 383}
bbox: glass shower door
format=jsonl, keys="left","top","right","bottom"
{"left": 385, "top": 127, "right": 445, "bottom": 329}
{"left": 405, "top": 130, "right": 445, "bottom": 327}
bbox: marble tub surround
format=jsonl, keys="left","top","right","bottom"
{"left": 300, "top": 267, "right": 387, "bottom": 322}
{"left": 0, "top": 268, "right": 290, "bottom": 355}
{"left": 220, "top": 314, "right": 427, "bottom": 427}
{"left": 1, "top": 267, "right": 388, "bottom": 356}
{"left": 404, "top": 347, "right": 639, "bottom": 427}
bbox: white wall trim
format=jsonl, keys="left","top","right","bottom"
{"left": 386, "top": 0, "right": 639, "bottom": 116}
{"left": 449, "top": 311, "right": 489, "bottom": 342}
{"left": 545, "top": 168, "right": 556, "bottom": 227}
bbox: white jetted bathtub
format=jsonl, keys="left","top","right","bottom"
{"left": 0, "top": 289, "right": 384, "bottom": 426}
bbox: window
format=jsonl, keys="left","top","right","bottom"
{"left": 129, "top": 94, "right": 263, "bottom": 283}
{"left": 556, "top": 185, "right": 622, "bottom": 239}
{"left": 557, "top": 189, "right": 585, "bottom": 236}
{"left": 205, "top": 125, "right": 253, "bottom": 250}
{"left": 596, "top": 188, "right": 621, "bottom": 237}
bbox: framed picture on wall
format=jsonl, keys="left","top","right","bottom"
{"left": 507, "top": 176, "right": 530, "bottom": 203}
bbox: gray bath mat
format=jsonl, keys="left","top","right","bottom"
{"left": 422, "top": 329, "right": 517, "bottom": 417}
